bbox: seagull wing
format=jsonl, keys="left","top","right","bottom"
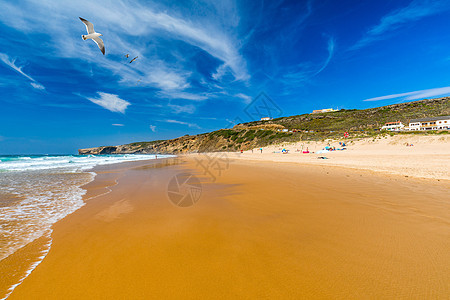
{"left": 79, "top": 17, "right": 95, "bottom": 34}
{"left": 130, "top": 56, "right": 138, "bottom": 63}
{"left": 92, "top": 37, "right": 105, "bottom": 55}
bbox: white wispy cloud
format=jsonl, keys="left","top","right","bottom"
{"left": 112, "top": 123, "right": 124, "bottom": 126}
{"left": 234, "top": 93, "right": 252, "bottom": 104}
{"left": 158, "top": 91, "right": 209, "bottom": 101}
{"left": 314, "top": 37, "right": 335, "bottom": 76}
{"left": 86, "top": 92, "right": 131, "bottom": 113}
{"left": 30, "top": 82, "right": 45, "bottom": 90}
{"left": 281, "top": 36, "right": 335, "bottom": 87}
{"left": 0, "top": 52, "right": 45, "bottom": 90}
{"left": 168, "top": 104, "right": 196, "bottom": 114}
{"left": 149, "top": 125, "right": 156, "bottom": 132}
{"left": 164, "top": 119, "right": 200, "bottom": 128}
{"left": 363, "top": 86, "right": 450, "bottom": 102}
{"left": 352, "top": 0, "right": 450, "bottom": 50}
{"left": 0, "top": 0, "right": 249, "bottom": 96}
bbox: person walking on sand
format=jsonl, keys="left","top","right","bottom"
{"left": 260, "top": 148, "right": 263, "bottom": 153}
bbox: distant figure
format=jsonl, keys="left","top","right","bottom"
{"left": 79, "top": 17, "right": 105, "bottom": 55}
{"left": 240, "top": 150, "right": 243, "bottom": 153}
{"left": 125, "top": 54, "right": 130, "bottom": 58}
{"left": 260, "top": 148, "right": 263, "bottom": 153}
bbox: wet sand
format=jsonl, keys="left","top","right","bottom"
{"left": 6, "top": 157, "right": 450, "bottom": 299}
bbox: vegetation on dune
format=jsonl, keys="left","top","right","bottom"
{"left": 79, "top": 97, "right": 450, "bottom": 154}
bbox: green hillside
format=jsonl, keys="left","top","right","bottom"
{"left": 79, "top": 97, "right": 450, "bottom": 154}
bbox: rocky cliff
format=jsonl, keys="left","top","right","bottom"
{"left": 78, "top": 124, "right": 286, "bottom": 155}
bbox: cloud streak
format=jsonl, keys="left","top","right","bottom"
{"left": 0, "top": 0, "right": 248, "bottom": 94}
{"left": 0, "top": 52, "right": 45, "bottom": 90}
{"left": 168, "top": 104, "right": 196, "bottom": 114}
{"left": 314, "top": 37, "right": 335, "bottom": 76}
{"left": 281, "top": 36, "right": 335, "bottom": 87}
{"left": 164, "top": 119, "right": 200, "bottom": 128}
{"left": 86, "top": 92, "right": 131, "bottom": 113}
{"left": 352, "top": 0, "right": 450, "bottom": 50}
{"left": 363, "top": 86, "right": 450, "bottom": 102}
{"left": 234, "top": 93, "right": 252, "bottom": 104}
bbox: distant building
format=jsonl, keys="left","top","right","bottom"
{"left": 282, "top": 129, "right": 289, "bottom": 132}
{"left": 311, "top": 108, "right": 338, "bottom": 114}
{"left": 260, "top": 117, "right": 272, "bottom": 121}
{"left": 381, "top": 121, "right": 404, "bottom": 131}
{"left": 407, "top": 116, "right": 450, "bottom": 130}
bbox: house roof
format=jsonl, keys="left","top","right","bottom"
{"left": 410, "top": 115, "right": 450, "bottom": 122}
{"left": 384, "top": 121, "right": 402, "bottom": 125}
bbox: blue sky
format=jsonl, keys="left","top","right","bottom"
{"left": 1, "top": 0, "right": 450, "bottom": 154}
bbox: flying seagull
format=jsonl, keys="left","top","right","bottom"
{"left": 125, "top": 54, "right": 130, "bottom": 58}
{"left": 79, "top": 17, "right": 105, "bottom": 55}
{"left": 129, "top": 56, "right": 138, "bottom": 63}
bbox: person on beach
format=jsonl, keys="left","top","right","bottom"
{"left": 260, "top": 148, "right": 263, "bottom": 153}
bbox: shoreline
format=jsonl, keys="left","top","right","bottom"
{"left": 5, "top": 156, "right": 450, "bottom": 298}
{"left": 0, "top": 158, "right": 169, "bottom": 300}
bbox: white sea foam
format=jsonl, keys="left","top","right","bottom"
{"left": 0, "top": 154, "right": 161, "bottom": 172}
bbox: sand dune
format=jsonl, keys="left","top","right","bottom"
{"left": 219, "top": 134, "right": 450, "bottom": 181}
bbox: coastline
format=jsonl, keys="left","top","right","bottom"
{"left": 5, "top": 156, "right": 450, "bottom": 298}
{"left": 0, "top": 158, "right": 168, "bottom": 300}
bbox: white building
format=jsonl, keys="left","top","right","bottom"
{"left": 260, "top": 117, "right": 272, "bottom": 121}
{"left": 311, "top": 108, "right": 338, "bottom": 114}
{"left": 381, "top": 121, "right": 405, "bottom": 131}
{"left": 408, "top": 116, "right": 450, "bottom": 130}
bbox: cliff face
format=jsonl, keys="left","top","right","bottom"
{"left": 78, "top": 124, "right": 287, "bottom": 155}
{"left": 79, "top": 134, "right": 227, "bottom": 155}
{"left": 78, "top": 97, "right": 450, "bottom": 155}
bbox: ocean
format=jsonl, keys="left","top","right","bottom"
{"left": 0, "top": 154, "right": 166, "bottom": 262}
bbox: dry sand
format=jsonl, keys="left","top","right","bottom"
{"left": 227, "top": 134, "right": 450, "bottom": 180}
{"left": 4, "top": 155, "right": 450, "bottom": 299}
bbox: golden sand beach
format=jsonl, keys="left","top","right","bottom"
{"left": 3, "top": 154, "right": 449, "bottom": 299}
